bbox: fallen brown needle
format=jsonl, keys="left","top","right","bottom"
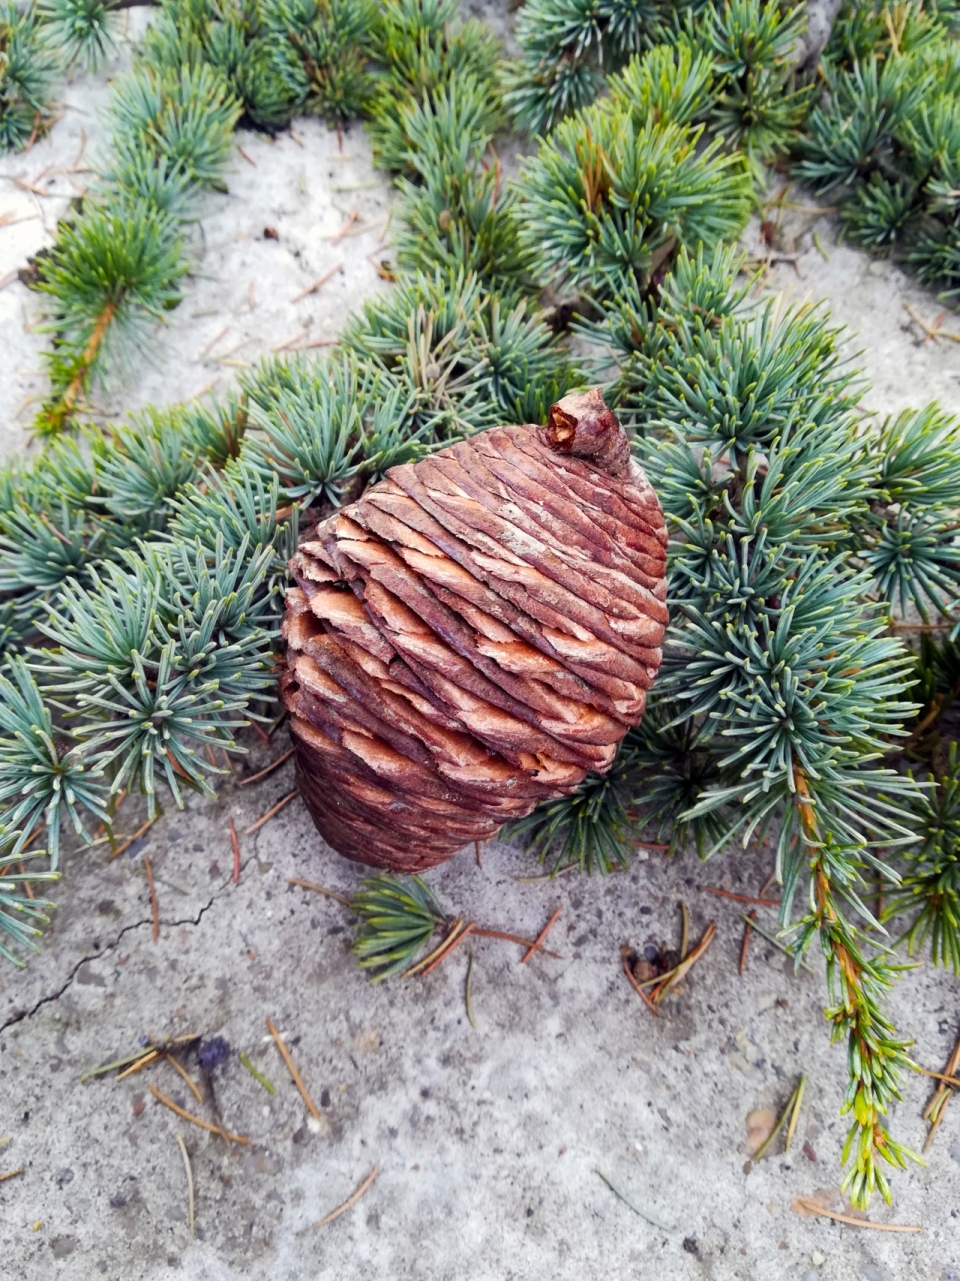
{"left": 176, "top": 1135, "right": 195, "bottom": 1237}
{"left": 244, "top": 788, "right": 299, "bottom": 835}
{"left": 239, "top": 748, "right": 295, "bottom": 786}
{"left": 315, "top": 1165, "right": 379, "bottom": 1228}
{"left": 266, "top": 1018, "right": 321, "bottom": 1121}
{"left": 792, "top": 1198, "right": 921, "bottom": 1233}
{"left": 148, "top": 1084, "right": 249, "bottom": 1144}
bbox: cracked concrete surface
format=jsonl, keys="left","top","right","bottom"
{"left": 1, "top": 6, "right": 960, "bottom": 1280}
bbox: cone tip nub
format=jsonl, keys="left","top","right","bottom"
{"left": 546, "top": 387, "right": 630, "bottom": 477}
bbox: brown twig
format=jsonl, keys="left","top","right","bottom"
{"left": 144, "top": 855, "right": 160, "bottom": 941}
{"left": 739, "top": 911, "right": 756, "bottom": 976}
{"left": 290, "top": 263, "right": 342, "bottom": 303}
{"left": 266, "top": 1018, "right": 321, "bottom": 1121}
{"left": 792, "top": 1198, "right": 921, "bottom": 1233}
{"left": 148, "top": 1084, "right": 250, "bottom": 1144}
{"left": 620, "top": 948, "right": 660, "bottom": 1017}
{"left": 287, "top": 877, "right": 351, "bottom": 906}
{"left": 249, "top": 720, "right": 272, "bottom": 745}
{"left": 0, "top": 1167, "right": 25, "bottom": 1183}
{"left": 238, "top": 749, "right": 295, "bottom": 786}
{"left": 700, "top": 886, "right": 780, "bottom": 907}
{"left": 107, "top": 816, "right": 157, "bottom": 861}
{"left": 315, "top": 1165, "right": 379, "bottom": 1228}
{"left": 475, "top": 840, "right": 483, "bottom": 869}
{"left": 244, "top": 788, "right": 299, "bottom": 835}
{"left": 522, "top": 906, "right": 562, "bottom": 964}
{"left": 237, "top": 146, "right": 256, "bottom": 166}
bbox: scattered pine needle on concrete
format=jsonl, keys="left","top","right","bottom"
{"left": 465, "top": 951, "right": 476, "bottom": 1029}
{"left": 266, "top": 1018, "right": 321, "bottom": 1121}
{"left": 468, "top": 928, "right": 562, "bottom": 957}
{"left": 475, "top": 840, "right": 483, "bottom": 869}
{"left": 290, "top": 264, "right": 342, "bottom": 303}
{"left": 286, "top": 878, "right": 351, "bottom": 906}
{"left": 739, "top": 914, "right": 815, "bottom": 972}
{"left": 620, "top": 947, "right": 660, "bottom": 1017}
{"left": 419, "top": 922, "right": 475, "bottom": 977}
{"left": 244, "top": 789, "right": 299, "bottom": 835}
{"left": 922, "top": 1029, "right": 960, "bottom": 1151}
{"left": 784, "top": 1075, "right": 806, "bottom": 1154}
{"left": 315, "top": 1165, "right": 379, "bottom": 1228}
{"left": 0, "top": 1168, "right": 25, "bottom": 1183}
{"left": 594, "top": 1170, "right": 672, "bottom": 1230}
{"left": 701, "top": 886, "right": 780, "bottom": 907}
{"left": 739, "top": 911, "right": 756, "bottom": 976}
{"left": 107, "top": 817, "right": 157, "bottom": 861}
{"left": 522, "top": 905, "right": 562, "bottom": 964}
{"left": 239, "top": 1052, "right": 276, "bottom": 1095}
{"left": 329, "top": 208, "right": 359, "bottom": 244}
{"left": 144, "top": 855, "right": 160, "bottom": 941}
{"left": 116, "top": 1049, "right": 160, "bottom": 1080}
{"left": 401, "top": 919, "right": 465, "bottom": 979}
{"left": 239, "top": 749, "right": 295, "bottom": 786}
{"left": 792, "top": 1198, "right": 921, "bottom": 1233}
{"left": 165, "top": 1054, "right": 203, "bottom": 1104}
{"left": 229, "top": 819, "right": 241, "bottom": 886}
{"left": 754, "top": 1076, "right": 805, "bottom": 1162}
{"left": 148, "top": 1084, "right": 250, "bottom": 1144}
{"left": 650, "top": 922, "right": 716, "bottom": 1003}
{"left": 176, "top": 1135, "right": 195, "bottom": 1237}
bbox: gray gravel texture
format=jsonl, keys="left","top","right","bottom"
{"left": 1, "top": 7, "right": 960, "bottom": 1280}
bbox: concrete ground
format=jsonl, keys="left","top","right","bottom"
{"left": 1, "top": 8, "right": 959, "bottom": 1281}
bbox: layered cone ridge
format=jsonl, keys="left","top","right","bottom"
{"left": 280, "top": 388, "right": 668, "bottom": 871}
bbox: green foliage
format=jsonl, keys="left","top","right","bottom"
{"left": 39, "top": 0, "right": 120, "bottom": 72}
{"left": 371, "top": 0, "right": 501, "bottom": 101}
{"left": 341, "top": 269, "right": 581, "bottom": 434}
{"left": 887, "top": 741, "right": 960, "bottom": 971}
{"left": 259, "top": 0, "right": 377, "bottom": 122}
{"left": 695, "top": 0, "right": 810, "bottom": 176}
{"left": 0, "top": 1, "right": 58, "bottom": 152}
{"left": 503, "top": 0, "right": 668, "bottom": 136}
{"left": 0, "top": 657, "right": 109, "bottom": 867}
{"left": 796, "top": 15, "right": 960, "bottom": 296}
{"left": 517, "top": 100, "right": 751, "bottom": 299}
{"left": 351, "top": 873, "right": 444, "bottom": 980}
{"left": 504, "top": 769, "right": 636, "bottom": 874}
{"left": 0, "top": 842, "right": 60, "bottom": 968}
{"left": 513, "top": 246, "right": 948, "bottom": 1207}
{"left": 244, "top": 354, "right": 431, "bottom": 506}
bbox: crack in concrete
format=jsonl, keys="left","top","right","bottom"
{"left": 0, "top": 894, "right": 219, "bottom": 1034}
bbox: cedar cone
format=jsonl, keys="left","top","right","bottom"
{"left": 280, "top": 388, "right": 668, "bottom": 872}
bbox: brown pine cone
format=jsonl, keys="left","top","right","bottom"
{"left": 280, "top": 388, "right": 667, "bottom": 872}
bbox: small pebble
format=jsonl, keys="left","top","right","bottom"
{"left": 812, "top": 1251, "right": 825, "bottom": 1266}
{"left": 262, "top": 1105, "right": 270, "bottom": 1117}
{"left": 306, "top": 1115, "right": 322, "bottom": 1134}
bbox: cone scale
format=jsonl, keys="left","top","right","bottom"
{"left": 280, "top": 389, "right": 668, "bottom": 871}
